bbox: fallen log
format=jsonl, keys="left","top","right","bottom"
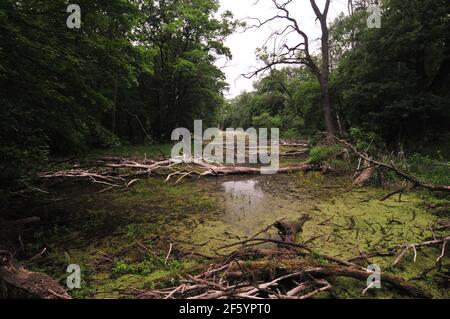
{"left": 274, "top": 214, "right": 311, "bottom": 243}
{"left": 280, "top": 140, "right": 309, "bottom": 147}
{"left": 279, "top": 149, "right": 309, "bottom": 157}
{"left": 0, "top": 252, "right": 71, "bottom": 299}
{"left": 40, "top": 157, "right": 324, "bottom": 186}
{"left": 332, "top": 136, "right": 450, "bottom": 192}
{"left": 225, "top": 259, "right": 429, "bottom": 298}
{"left": 200, "top": 164, "right": 318, "bottom": 176}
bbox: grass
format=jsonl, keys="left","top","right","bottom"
{"left": 308, "top": 145, "right": 341, "bottom": 165}
{"left": 406, "top": 153, "right": 450, "bottom": 186}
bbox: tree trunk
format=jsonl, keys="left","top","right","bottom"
{"left": 274, "top": 214, "right": 311, "bottom": 243}
{"left": 0, "top": 253, "right": 71, "bottom": 299}
{"left": 111, "top": 76, "right": 118, "bottom": 134}
{"left": 320, "top": 79, "right": 335, "bottom": 137}
{"left": 316, "top": 1, "right": 336, "bottom": 137}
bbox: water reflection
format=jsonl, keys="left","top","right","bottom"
{"left": 222, "top": 180, "right": 264, "bottom": 200}
{"left": 220, "top": 179, "right": 268, "bottom": 225}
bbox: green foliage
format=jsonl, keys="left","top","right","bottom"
{"left": 348, "top": 127, "right": 380, "bottom": 152}
{"left": 0, "top": 0, "right": 140, "bottom": 184}
{"left": 308, "top": 145, "right": 341, "bottom": 165}
{"left": 282, "top": 128, "right": 302, "bottom": 140}
{"left": 0, "top": 0, "right": 236, "bottom": 190}
{"left": 224, "top": 0, "right": 449, "bottom": 158}
{"left": 89, "top": 123, "right": 122, "bottom": 149}
{"left": 1, "top": 0, "right": 449, "bottom": 191}
{"left": 220, "top": 67, "right": 321, "bottom": 133}
{"left": 333, "top": 0, "right": 450, "bottom": 148}
{"left": 131, "top": 0, "right": 238, "bottom": 138}
{"left": 252, "top": 112, "right": 282, "bottom": 129}
{"left": 405, "top": 154, "right": 450, "bottom": 187}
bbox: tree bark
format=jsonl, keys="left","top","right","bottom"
{"left": 319, "top": 79, "right": 335, "bottom": 137}
{"left": 111, "top": 76, "right": 118, "bottom": 134}
{"left": 246, "top": 0, "right": 336, "bottom": 137}
{"left": 274, "top": 214, "right": 311, "bottom": 243}
{"left": 0, "top": 253, "right": 71, "bottom": 299}
{"left": 313, "top": 0, "right": 336, "bottom": 136}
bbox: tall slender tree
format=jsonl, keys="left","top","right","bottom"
{"left": 246, "top": 0, "right": 335, "bottom": 136}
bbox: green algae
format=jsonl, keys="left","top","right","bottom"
{"left": 22, "top": 171, "right": 449, "bottom": 299}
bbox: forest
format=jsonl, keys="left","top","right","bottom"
{"left": 0, "top": 0, "right": 449, "bottom": 301}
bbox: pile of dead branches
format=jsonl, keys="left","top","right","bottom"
{"left": 39, "top": 156, "right": 323, "bottom": 190}
{"left": 2, "top": 214, "right": 447, "bottom": 299}
{"left": 121, "top": 215, "right": 445, "bottom": 299}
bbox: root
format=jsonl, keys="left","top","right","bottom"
{"left": 273, "top": 214, "right": 311, "bottom": 243}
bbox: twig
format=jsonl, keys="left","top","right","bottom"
{"left": 24, "top": 247, "right": 47, "bottom": 265}
{"left": 165, "top": 243, "right": 174, "bottom": 265}
{"left": 362, "top": 280, "right": 380, "bottom": 295}
{"left": 48, "top": 289, "right": 71, "bottom": 300}
{"left": 437, "top": 241, "right": 447, "bottom": 263}
{"left": 380, "top": 187, "right": 407, "bottom": 201}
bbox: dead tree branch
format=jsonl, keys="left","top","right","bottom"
{"left": 0, "top": 252, "right": 71, "bottom": 299}
{"left": 331, "top": 135, "right": 450, "bottom": 192}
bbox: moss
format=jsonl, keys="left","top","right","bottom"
{"left": 111, "top": 253, "right": 184, "bottom": 278}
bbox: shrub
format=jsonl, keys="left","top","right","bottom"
{"left": 308, "top": 145, "right": 341, "bottom": 164}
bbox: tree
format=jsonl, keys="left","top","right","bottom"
{"left": 133, "top": 0, "right": 237, "bottom": 138}
{"left": 246, "top": 0, "right": 336, "bottom": 136}
{"left": 0, "top": 0, "right": 238, "bottom": 189}
{"left": 221, "top": 67, "right": 321, "bottom": 137}
{"left": 0, "top": 0, "right": 140, "bottom": 185}
{"left": 334, "top": 0, "right": 450, "bottom": 148}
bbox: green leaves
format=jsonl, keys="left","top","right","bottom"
{"left": 0, "top": 0, "right": 142, "bottom": 183}
{"left": 333, "top": 0, "right": 450, "bottom": 145}
{"left": 132, "top": 0, "right": 236, "bottom": 135}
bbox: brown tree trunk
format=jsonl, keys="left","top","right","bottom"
{"left": 313, "top": 0, "right": 336, "bottom": 137}
{"left": 111, "top": 76, "right": 118, "bottom": 134}
{"left": 319, "top": 79, "right": 335, "bottom": 137}
{"left": 274, "top": 214, "right": 311, "bottom": 243}
{"left": 0, "top": 253, "right": 71, "bottom": 299}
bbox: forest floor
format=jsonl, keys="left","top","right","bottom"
{"left": 1, "top": 144, "right": 449, "bottom": 299}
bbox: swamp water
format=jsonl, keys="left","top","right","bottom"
{"left": 20, "top": 172, "right": 449, "bottom": 298}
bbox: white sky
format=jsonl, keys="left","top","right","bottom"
{"left": 217, "top": 0, "right": 349, "bottom": 98}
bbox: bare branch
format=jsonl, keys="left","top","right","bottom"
{"left": 243, "top": 0, "right": 322, "bottom": 79}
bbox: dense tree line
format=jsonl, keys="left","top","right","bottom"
{"left": 1, "top": 0, "right": 449, "bottom": 189}
{"left": 223, "top": 0, "right": 450, "bottom": 149}
{"left": 0, "top": 0, "right": 236, "bottom": 186}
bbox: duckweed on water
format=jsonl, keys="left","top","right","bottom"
{"left": 21, "top": 172, "right": 449, "bottom": 298}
